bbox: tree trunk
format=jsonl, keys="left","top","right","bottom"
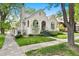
{"left": 68, "top": 3, "right": 75, "bottom": 46}
{"left": 0, "top": 12, "right": 7, "bottom": 34}
{"left": 0, "top": 28, "right": 4, "bottom": 34}
{"left": 0, "top": 18, "right": 5, "bottom": 34}
{"left": 68, "top": 26, "right": 74, "bottom": 46}
{"left": 0, "top": 22, "right": 5, "bottom": 34}
{"left": 61, "top": 3, "right": 75, "bottom": 46}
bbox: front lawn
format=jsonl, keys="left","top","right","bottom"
{"left": 75, "top": 39, "right": 79, "bottom": 43}
{"left": 26, "top": 43, "right": 79, "bottom": 56}
{"left": 50, "top": 31, "right": 79, "bottom": 39}
{"left": 55, "top": 32, "right": 79, "bottom": 39}
{"left": 55, "top": 34, "right": 67, "bottom": 39}
{"left": 0, "top": 34, "right": 5, "bottom": 48}
{"left": 50, "top": 31, "right": 67, "bottom": 39}
{"left": 74, "top": 32, "right": 79, "bottom": 36}
{"left": 16, "top": 36, "right": 56, "bottom": 46}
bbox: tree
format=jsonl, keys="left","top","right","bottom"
{"left": 48, "top": 3, "right": 75, "bottom": 46}
{"left": 2, "top": 22, "right": 11, "bottom": 31}
{"left": 74, "top": 4, "right": 79, "bottom": 22}
{"left": 61, "top": 3, "right": 75, "bottom": 46}
{"left": 25, "top": 8, "right": 36, "bottom": 14}
{"left": 0, "top": 3, "right": 24, "bottom": 34}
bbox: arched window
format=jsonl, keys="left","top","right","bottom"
{"left": 33, "top": 20, "right": 38, "bottom": 27}
{"left": 41, "top": 21, "right": 46, "bottom": 31}
{"left": 51, "top": 23, "right": 54, "bottom": 29}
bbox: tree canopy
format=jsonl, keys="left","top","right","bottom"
{"left": 25, "top": 8, "right": 36, "bottom": 14}
{"left": 0, "top": 3, "right": 24, "bottom": 34}
{"left": 74, "top": 4, "right": 79, "bottom": 22}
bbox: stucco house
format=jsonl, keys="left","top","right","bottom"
{"left": 15, "top": 9, "right": 58, "bottom": 35}
{"left": 13, "top": 8, "right": 79, "bottom": 36}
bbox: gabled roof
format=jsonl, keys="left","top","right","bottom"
{"left": 24, "top": 9, "right": 46, "bottom": 20}
{"left": 48, "top": 15, "right": 58, "bottom": 22}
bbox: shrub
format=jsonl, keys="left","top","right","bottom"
{"left": 29, "top": 34, "right": 44, "bottom": 37}
{"left": 29, "top": 34, "right": 34, "bottom": 36}
{"left": 15, "top": 31, "right": 23, "bottom": 38}
{"left": 50, "top": 31, "right": 59, "bottom": 36}
{"left": 48, "top": 31, "right": 64, "bottom": 36}
{"left": 56, "top": 35, "right": 67, "bottom": 39}
{"left": 15, "top": 34, "right": 23, "bottom": 38}
{"left": 59, "top": 24, "right": 65, "bottom": 31}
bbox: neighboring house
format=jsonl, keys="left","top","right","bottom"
{"left": 56, "top": 17, "right": 67, "bottom": 31}
{"left": 17, "top": 9, "right": 58, "bottom": 35}
{"left": 57, "top": 17, "right": 79, "bottom": 32}
{"left": 76, "top": 22, "right": 79, "bottom": 31}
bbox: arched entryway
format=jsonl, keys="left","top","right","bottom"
{"left": 41, "top": 21, "right": 46, "bottom": 31}
{"left": 32, "top": 20, "right": 39, "bottom": 34}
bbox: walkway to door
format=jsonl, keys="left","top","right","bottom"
{"left": 0, "top": 30, "right": 25, "bottom": 56}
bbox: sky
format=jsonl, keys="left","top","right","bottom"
{"left": 24, "top": 3, "right": 62, "bottom": 16}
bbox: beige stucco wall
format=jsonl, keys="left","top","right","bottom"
{"left": 20, "top": 11, "right": 58, "bottom": 35}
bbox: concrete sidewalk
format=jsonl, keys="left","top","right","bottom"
{"left": 0, "top": 31, "right": 25, "bottom": 56}
{"left": 21, "top": 36, "right": 79, "bottom": 53}
{"left": 21, "top": 39, "right": 65, "bottom": 52}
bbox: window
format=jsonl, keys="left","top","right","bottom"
{"left": 51, "top": 23, "right": 54, "bottom": 29}
{"left": 41, "top": 21, "right": 46, "bottom": 31}
{"left": 27, "top": 20, "right": 29, "bottom": 27}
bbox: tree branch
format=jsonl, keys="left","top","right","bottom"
{"left": 61, "top": 3, "right": 70, "bottom": 27}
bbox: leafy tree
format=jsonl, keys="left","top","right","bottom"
{"left": 0, "top": 3, "right": 24, "bottom": 34}
{"left": 74, "top": 4, "right": 79, "bottom": 22}
{"left": 48, "top": 3, "right": 75, "bottom": 46}
{"left": 25, "top": 8, "right": 36, "bottom": 14}
{"left": 61, "top": 3, "right": 75, "bottom": 46}
{"left": 56, "top": 11, "right": 63, "bottom": 17}
{"left": 3, "top": 22, "right": 11, "bottom": 30}
{"left": 59, "top": 23, "right": 65, "bottom": 31}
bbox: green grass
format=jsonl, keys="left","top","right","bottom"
{"left": 75, "top": 39, "right": 79, "bottom": 43}
{"left": 50, "top": 32, "right": 79, "bottom": 39}
{"left": 74, "top": 32, "right": 79, "bottom": 36}
{"left": 55, "top": 32, "right": 79, "bottom": 39}
{"left": 50, "top": 31, "right": 67, "bottom": 39}
{"left": 49, "top": 31, "right": 65, "bottom": 36}
{"left": 55, "top": 35, "right": 67, "bottom": 39}
{"left": 16, "top": 36, "right": 55, "bottom": 46}
{"left": 26, "top": 43, "right": 79, "bottom": 56}
{"left": 0, "top": 34, "right": 5, "bottom": 48}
